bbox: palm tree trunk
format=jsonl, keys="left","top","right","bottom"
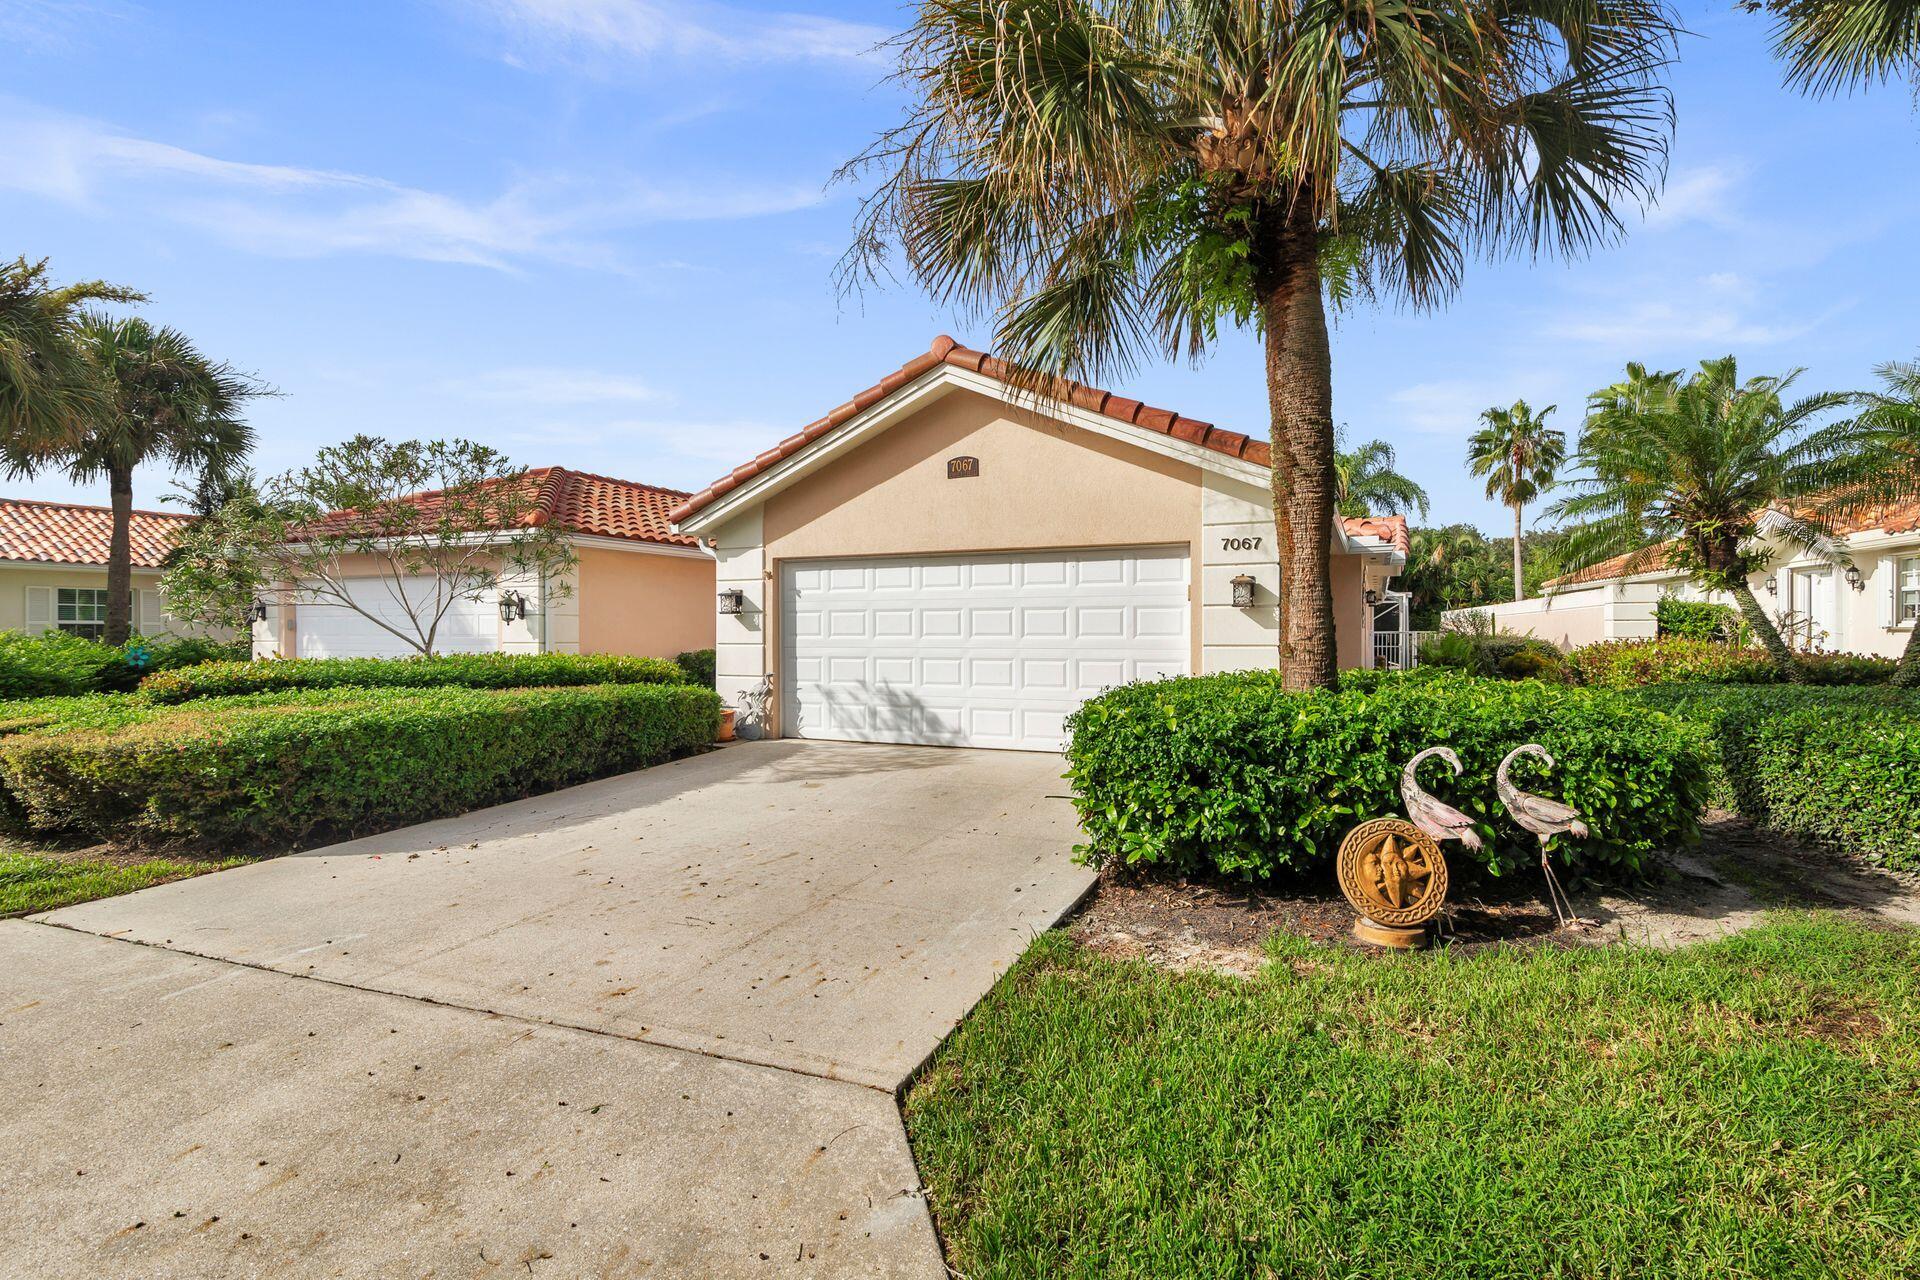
{"left": 1730, "top": 579, "right": 1805, "bottom": 683}
{"left": 1891, "top": 619, "right": 1920, "bottom": 687}
{"left": 1512, "top": 503, "right": 1525, "bottom": 602}
{"left": 104, "top": 461, "right": 135, "bottom": 647}
{"left": 1256, "top": 201, "right": 1337, "bottom": 690}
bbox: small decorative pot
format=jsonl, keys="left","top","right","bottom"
{"left": 717, "top": 708, "right": 737, "bottom": 742}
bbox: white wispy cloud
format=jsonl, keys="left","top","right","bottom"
{"left": 1387, "top": 376, "right": 1567, "bottom": 437}
{"left": 0, "top": 0, "right": 134, "bottom": 49}
{"left": 1546, "top": 273, "right": 1835, "bottom": 349}
{"left": 456, "top": 0, "right": 889, "bottom": 66}
{"left": 0, "top": 101, "right": 824, "bottom": 270}
{"left": 1644, "top": 164, "right": 1746, "bottom": 230}
{"left": 453, "top": 367, "right": 663, "bottom": 404}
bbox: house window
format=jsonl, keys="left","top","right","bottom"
{"left": 56, "top": 587, "right": 110, "bottom": 641}
{"left": 1900, "top": 556, "right": 1920, "bottom": 625}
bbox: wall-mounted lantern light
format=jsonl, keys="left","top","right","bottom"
{"left": 1844, "top": 565, "right": 1864, "bottom": 591}
{"left": 1229, "top": 574, "right": 1256, "bottom": 609}
{"left": 1364, "top": 587, "right": 1380, "bottom": 607}
{"left": 718, "top": 587, "right": 746, "bottom": 615}
{"left": 248, "top": 598, "right": 269, "bottom": 624}
{"left": 1764, "top": 574, "right": 1779, "bottom": 597}
{"left": 498, "top": 590, "right": 529, "bottom": 623}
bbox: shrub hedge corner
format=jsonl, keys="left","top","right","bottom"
{"left": 1064, "top": 669, "right": 1710, "bottom": 881}
{"left": 0, "top": 682, "right": 719, "bottom": 849}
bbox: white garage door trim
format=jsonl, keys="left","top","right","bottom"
{"left": 781, "top": 546, "right": 1189, "bottom": 752}
{"left": 296, "top": 577, "right": 501, "bottom": 659}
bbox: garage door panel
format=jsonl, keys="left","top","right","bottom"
{"left": 782, "top": 547, "right": 1188, "bottom": 752}
{"left": 296, "top": 577, "right": 499, "bottom": 659}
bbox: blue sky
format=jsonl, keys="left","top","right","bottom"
{"left": 3, "top": 0, "right": 1916, "bottom": 534}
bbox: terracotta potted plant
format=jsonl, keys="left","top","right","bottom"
{"left": 717, "top": 706, "right": 737, "bottom": 742}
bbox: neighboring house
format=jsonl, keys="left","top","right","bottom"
{"left": 254, "top": 467, "right": 716, "bottom": 661}
{"left": 670, "top": 335, "right": 1409, "bottom": 751}
{"left": 1447, "top": 501, "right": 1920, "bottom": 656}
{"left": 0, "top": 497, "right": 223, "bottom": 641}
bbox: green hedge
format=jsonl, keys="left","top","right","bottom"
{"left": 1655, "top": 596, "right": 1742, "bottom": 642}
{"left": 138, "top": 651, "right": 690, "bottom": 703}
{"left": 675, "top": 648, "right": 717, "bottom": 689}
{"left": 1064, "top": 670, "right": 1710, "bottom": 881}
{"left": 1418, "top": 631, "right": 1566, "bottom": 681}
{"left": 1629, "top": 684, "right": 1920, "bottom": 871}
{"left": 0, "top": 682, "right": 719, "bottom": 850}
{"left": 0, "top": 630, "right": 248, "bottom": 698}
{"left": 1566, "top": 638, "right": 1893, "bottom": 688}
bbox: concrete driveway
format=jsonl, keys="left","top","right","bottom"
{"left": 1, "top": 741, "right": 1094, "bottom": 1278}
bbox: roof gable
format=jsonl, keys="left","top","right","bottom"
{"left": 311, "top": 467, "right": 697, "bottom": 548}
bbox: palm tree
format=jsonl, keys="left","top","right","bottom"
{"left": 1335, "top": 432, "right": 1428, "bottom": 520}
{"left": 840, "top": 0, "right": 1678, "bottom": 689}
{"left": 1814, "top": 356, "right": 1920, "bottom": 685}
{"left": 2, "top": 315, "right": 262, "bottom": 646}
{"left": 1548, "top": 357, "right": 1847, "bottom": 681}
{"left": 1740, "top": 1, "right": 1920, "bottom": 96}
{"left": 0, "top": 257, "right": 142, "bottom": 460}
{"left": 1467, "top": 401, "right": 1566, "bottom": 602}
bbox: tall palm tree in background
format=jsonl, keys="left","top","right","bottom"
{"left": 841, "top": 0, "right": 1678, "bottom": 689}
{"left": 1741, "top": 1, "right": 1920, "bottom": 96}
{"left": 1467, "top": 400, "right": 1565, "bottom": 602}
{"left": 1548, "top": 356, "right": 1847, "bottom": 681}
{"left": 2, "top": 315, "right": 262, "bottom": 646}
{"left": 1815, "top": 356, "right": 1920, "bottom": 685}
{"left": 0, "top": 257, "right": 142, "bottom": 461}
{"left": 1335, "top": 432, "right": 1428, "bottom": 520}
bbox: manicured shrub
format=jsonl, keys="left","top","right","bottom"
{"left": 675, "top": 647, "right": 717, "bottom": 689}
{"left": 1629, "top": 684, "right": 1920, "bottom": 871}
{"left": 0, "top": 682, "right": 719, "bottom": 849}
{"left": 1655, "top": 596, "right": 1742, "bottom": 642}
{"left": 1567, "top": 638, "right": 1893, "bottom": 688}
{"left": 1417, "top": 630, "right": 1564, "bottom": 681}
{"left": 138, "top": 651, "right": 691, "bottom": 703}
{"left": 1064, "top": 670, "right": 1710, "bottom": 881}
{"left": 0, "top": 630, "right": 252, "bottom": 698}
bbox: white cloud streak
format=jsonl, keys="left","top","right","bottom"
{"left": 457, "top": 0, "right": 889, "bottom": 66}
{"left": 0, "top": 101, "right": 824, "bottom": 270}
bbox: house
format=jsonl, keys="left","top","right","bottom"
{"left": 253, "top": 467, "right": 716, "bottom": 661}
{"left": 669, "top": 336, "right": 1409, "bottom": 751}
{"left": 1448, "top": 501, "right": 1920, "bottom": 656}
{"left": 0, "top": 497, "right": 222, "bottom": 640}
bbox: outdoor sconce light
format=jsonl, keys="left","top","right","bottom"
{"left": 718, "top": 587, "right": 745, "bottom": 615}
{"left": 1230, "top": 574, "right": 1257, "bottom": 609}
{"left": 498, "top": 590, "right": 529, "bottom": 623}
{"left": 1845, "top": 565, "right": 1864, "bottom": 591}
{"left": 1764, "top": 575, "right": 1779, "bottom": 596}
{"left": 248, "top": 599, "right": 269, "bottom": 624}
{"left": 1364, "top": 588, "right": 1380, "bottom": 607}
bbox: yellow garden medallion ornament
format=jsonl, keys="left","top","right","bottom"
{"left": 1336, "top": 817, "right": 1449, "bottom": 949}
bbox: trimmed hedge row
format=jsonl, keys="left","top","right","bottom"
{"left": 0, "top": 630, "right": 248, "bottom": 698}
{"left": 1064, "top": 669, "right": 1710, "bottom": 881}
{"left": 138, "top": 651, "right": 690, "bottom": 703}
{"left": 1566, "top": 638, "right": 1892, "bottom": 689}
{"left": 0, "top": 682, "right": 719, "bottom": 849}
{"left": 1629, "top": 684, "right": 1920, "bottom": 871}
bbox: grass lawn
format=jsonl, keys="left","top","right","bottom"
{"left": 907, "top": 915, "right": 1920, "bottom": 1279}
{"left": 0, "top": 848, "right": 253, "bottom": 915}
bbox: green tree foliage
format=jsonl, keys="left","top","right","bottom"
{"left": 1335, "top": 431, "right": 1428, "bottom": 519}
{"left": 1548, "top": 357, "right": 1848, "bottom": 682}
{"left": 1741, "top": 0, "right": 1920, "bottom": 97}
{"left": 163, "top": 436, "right": 579, "bottom": 655}
{"left": 0, "top": 257, "right": 141, "bottom": 461}
{"left": 1468, "top": 400, "right": 1566, "bottom": 602}
{"left": 842, "top": 0, "right": 1679, "bottom": 688}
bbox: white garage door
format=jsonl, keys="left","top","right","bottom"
{"left": 296, "top": 577, "right": 500, "bottom": 659}
{"left": 782, "top": 547, "right": 1189, "bottom": 752}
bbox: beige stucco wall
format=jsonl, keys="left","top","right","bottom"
{"left": 757, "top": 388, "right": 1204, "bottom": 706}
{"left": 576, "top": 546, "right": 716, "bottom": 658}
{"left": 2, "top": 564, "right": 229, "bottom": 640}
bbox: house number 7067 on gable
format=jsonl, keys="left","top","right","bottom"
{"left": 1220, "top": 536, "right": 1263, "bottom": 551}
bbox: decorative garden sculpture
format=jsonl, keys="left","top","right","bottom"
{"left": 1496, "top": 744, "right": 1589, "bottom": 928}
{"left": 1400, "top": 746, "right": 1484, "bottom": 851}
{"left": 1335, "top": 779, "right": 1452, "bottom": 950}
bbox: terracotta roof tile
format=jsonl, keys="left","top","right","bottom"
{"left": 1340, "top": 514, "right": 1411, "bottom": 559}
{"left": 670, "top": 335, "right": 1277, "bottom": 524}
{"left": 0, "top": 498, "right": 196, "bottom": 568}
{"left": 311, "top": 467, "right": 697, "bottom": 548}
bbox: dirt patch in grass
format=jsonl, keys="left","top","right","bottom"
{"left": 1070, "top": 811, "right": 1920, "bottom": 974}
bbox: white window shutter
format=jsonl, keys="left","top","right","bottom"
{"left": 139, "top": 589, "right": 160, "bottom": 634}
{"left": 1882, "top": 556, "right": 1897, "bottom": 628}
{"left": 24, "top": 585, "right": 53, "bottom": 635}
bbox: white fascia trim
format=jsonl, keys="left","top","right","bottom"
{"left": 567, "top": 533, "right": 712, "bottom": 560}
{"left": 676, "top": 364, "right": 1272, "bottom": 537}
{"left": 1342, "top": 532, "right": 1407, "bottom": 570}
{"left": 1840, "top": 529, "right": 1920, "bottom": 554}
